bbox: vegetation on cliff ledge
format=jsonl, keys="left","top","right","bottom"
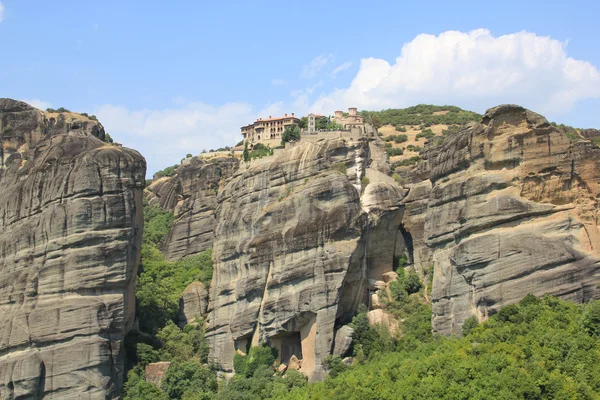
{"left": 360, "top": 104, "right": 481, "bottom": 127}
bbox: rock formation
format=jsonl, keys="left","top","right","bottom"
{"left": 0, "top": 99, "right": 146, "bottom": 399}
{"left": 178, "top": 281, "right": 209, "bottom": 328}
{"left": 146, "top": 156, "right": 239, "bottom": 261}
{"left": 204, "top": 105, "right": 600, "bottom": 378}
{"left": 403, "top": 105, "right": 600, "bottom": 335}
{"left": 145, "top": 362, "right": 171, "bottom": 387}
{"left": 205, "top": 134, "right": 407, "bottom": 380}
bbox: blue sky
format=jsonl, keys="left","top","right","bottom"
{"left": 1, "top": 0, "right": 600, "bottom": 175}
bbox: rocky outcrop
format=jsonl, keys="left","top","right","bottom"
{"left": 145, "top": 362, "right": 171, "bottom": 386}
{"left": 146, "top": 156, "right": 239, "bottom": 261}
{"left": 0, "top": 99, "right": 106, "bottom": 168}
{"left": 0, "top": 99, "right": 145, "bottom": 399}
{"left": 178, "top": 282, "right": 209, "bottom": 328}
{"left": 206, "top": 136, "right": 407, "bottom": 380}
{"left": 332, "top": 325, "right": 354, "bottom": 357}
{"left": 403, "top": 105, "right": 600, "bottom": 335}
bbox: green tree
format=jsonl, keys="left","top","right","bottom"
{"left": 137, "top": 343, "right": 160, "bottom": 366}
{"left": 157, "top": 321, "right": 195, "bottom": 361}
{"left": 234, "top": 344, "right": 278, "bottom": 378}
{"left": 298, "top": 117, "right": 308, "bottom": 129}
{"left": 123, "top": 369, "right": 169, "bottom": 400}
{"left": 162, "top": 360, "right": 218, "bottom": 400}
{"left": 276, "top": 295, "right": 600, "bottom": 400}
{"left": 322, "top": 355, "right": 347, "bottom": 378}
{"left": 243, "top": 142, "right": 250, "bottom": 162}
{"left": 462, "top": 316, "right": 479, "bottom": 336}
{"left": 281, "top": 125, "right": 301, "bottom": 145}
{"left": 582, "top": 300, "right": 600, "bottom": 337}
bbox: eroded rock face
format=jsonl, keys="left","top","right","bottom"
{"left": 146, "top": 156, "right": 239, "bottom": 261}
{"left": 0, "top": 99, "right": 145, "bottom": 399}
{"left": 179, "top": 281, "right": 209, "bottom": 328}
{"left": 207, "top": 138, "right": 365, "bottom": 379}
{"left": 405, "top": 105, "right": 600, "bottom": 335}
{"left": 205, "top": 135, "right": 409, "bottom": 380}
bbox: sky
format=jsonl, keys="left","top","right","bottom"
{"left": 1, "top": 0, "right": 600, "bottom": 176}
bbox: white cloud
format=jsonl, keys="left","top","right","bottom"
{"left": 23, "top": 99, "right": 52, "bottom": 110}
{"left": 301, "top": 53, "right": 334, "bottom": 78}
{"left": 311, "top": 29, "right": 600, "bottom": 117}
{"left": 331, "top": 62, "right": 352, "bottom": 77}
{"left": 95, "top": 101, "right": 256, "bottom": 176}
{"left": 290, "top": 82, "right": 324, "bottom": 111}
{"left": 0, "top": 2, "right": 4, "bottom": 23}
{"left": 271, "top": 78, "right": 285, "bottom": 86}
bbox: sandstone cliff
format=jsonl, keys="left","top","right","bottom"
{"left": 403, "top": 105, "right": 600, "bottom": 335}
{"left": 204, "top": 106, "right": 600, "bottom": 379}
{"left": 146, "top": 156, "right": 239, "bottom": 261}
{"left": 205, "top": 135, "right": 407, "bottom": 380}
{"left": 0, "top": 99, "right": 146, "bottom": 399}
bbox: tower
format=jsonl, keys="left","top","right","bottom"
{"left": 308, "top": 113, "right": 316, "bottom": 133}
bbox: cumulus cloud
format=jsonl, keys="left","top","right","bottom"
{"left": 331, "top": 62, "right": 352, "bottom": 77}
{"left": 22, "top": 99, "right": 52, "bottom": 110}
{"left": 95, "top": 101, "right": 256, "bottom": 176}
{"left": 0, "top": 2, "right": 4, "bottom": 23}
{"left": 301, "top": 53, "right": 334, "bottom": 78}
{"left": 311, "top": 29, "right": 600, "bottom": 117}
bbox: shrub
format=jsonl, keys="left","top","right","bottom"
{"left": 249, "top": 143, "right": 273, "bottom": 160}
{"left": 395, "top": 125, "right": 407, "bottom": 132}
{"left": 383, "top": 134, "right": 408, "bottom": 143}
{"left": 385, "top": 147, "right": 404, "bottom": 157}
{"left": 394, "top": 254, "right": 408, "bottom": 270}
{"left": 234, "top": 344, "right": 278, "bottom": 378}
{"left": 329, "top": 162, "right": 347, "bottom": 175}
{"left": 416, "top": 129, "right": 435, "bottom": 140}
{"left": 393, "top": 134, "right": 408, "bottom": 143}
{"left": 349, "top": 308, "right": 388, "bottom": 358}
{"left": 154, "top": 164, "right": 179, "bottom": 178}
{"left": 442, "top": 125, "right": 461, "bottom": 136}
{"left": 396, "top": 156, "right": 421, "bottom": 167}
{"left": 392, "top": 173, "right": 405, "bottom": 185}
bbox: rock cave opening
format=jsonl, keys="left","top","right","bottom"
{"left": 234, "top": 337, "right": 251, "bottom": 356}
{"left": 397, "top": 224, "right": 414, "bottom": 266}
{"left": 277, "top": 332, "right": 303, "bottom": 363}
